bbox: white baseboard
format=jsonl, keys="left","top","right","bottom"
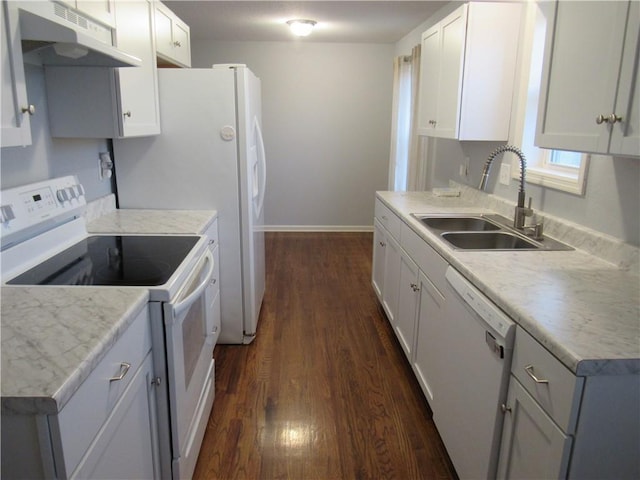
{"left": 263, "top": 225, "right": 373, "bottom": 233}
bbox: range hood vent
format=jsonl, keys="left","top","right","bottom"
{"left": 17, "top": 2, "right": 141, "bottom": 67}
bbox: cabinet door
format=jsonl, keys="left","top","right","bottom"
{"left": 372, "top": 220, "right": 386, "bottom": 301}
{"left": 610, "top": 0, "right": 639, "bottom": 156}
{"left": 412, "top": 270, "right": 445, "bottom": 406}
{"left": 155, "top": 1, "right": 191, "bottom": 67}
{"left": 395, "top": 251, "right": 420, "bottom": 361}
{"left": 536, "top": 1, "right": 629, "bottom": 154}
{"left": 71, "top": 353, "right": 161, "bottom": 479}
{"left": 1, "top": 2, "right": 32, "bottom": 147}
{"left": 381, "top": 233, "right": 401, "bottom": 326}
{"left": 434, "top": 5, "right": 467, "bottom": 139}
{"left": 416, "top": 25, "right": 440, "bottom": 135}
{"left": 497, "top": 377, "right": 572, "bottom": 480}
{"left": 114, "top": 0, "right": 160, "bottom": 137}
{"left": 76, "top": 0, "right": 116, "bottom": 27}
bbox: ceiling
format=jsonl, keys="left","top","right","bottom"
{"left": 163, "top": 1, "right": 450, "bottom": 43}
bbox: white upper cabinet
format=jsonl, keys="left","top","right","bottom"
{"left": 417, "top": 2, "right": 522, "bottom": 141}
{"left": 45, "top": 0, "right": 161, "bottom": 138}
{"left": 1, "top": 2, "right": 32, "bottom": 147}
{"left": 536, "top": 1, "right": 639, "bottom": 157}
{"left": 154, "top": 1, "right": 191, "bottom": 68}
{"left": 59, "top": 0, "right": 117, "bottom": 27}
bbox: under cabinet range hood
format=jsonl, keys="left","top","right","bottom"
{"left": 16, "top": 1, "right": 141, "bottom": 67}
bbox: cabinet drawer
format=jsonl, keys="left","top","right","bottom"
{"left": 400, "top": 223, "right": 448, "bottom": 293}
{"left": 375, "top": 199, "right": 402, "bottom": 240}
{"left": 55, "top": 306, "right": 152, "bottom": 476}
{"left": 512, "top": 327, "right": 583, "bottom": 433}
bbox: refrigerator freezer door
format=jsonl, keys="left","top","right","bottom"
{"left": 235, "top": 67, "right": 266, "bottom": 342}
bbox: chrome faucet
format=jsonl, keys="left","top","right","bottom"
{"left": 478, "top": 145, "right": 543, "bottom": 238}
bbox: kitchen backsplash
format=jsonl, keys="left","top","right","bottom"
{"left": 84, "top": 194, "right": 116, "bottom": 223}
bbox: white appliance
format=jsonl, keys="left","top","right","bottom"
{"left": 436, "top": 267, "right": 516, "bottom": 479}
{"left": 1, "top": 177, "right": 216, "bottom": 480}
{"left": 113, "top": 65, "right": 266, "bottom": 345}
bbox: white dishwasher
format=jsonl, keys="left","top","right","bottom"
{"left": 434, "top": 267, "right": 516, "bottom": 480}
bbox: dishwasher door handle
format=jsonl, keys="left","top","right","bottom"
{"left": 485, "top": 331, "right": 505, "bottom": 359}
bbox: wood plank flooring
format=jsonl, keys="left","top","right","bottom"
{"left": 194, "top": 232, "right": 457, "bottom": 480}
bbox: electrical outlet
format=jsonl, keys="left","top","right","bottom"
{"left": 459, "top": 157, "right": 470, "bottom": 178}
{"left": 499, "top": 163, "right": 511, "bottom": 185}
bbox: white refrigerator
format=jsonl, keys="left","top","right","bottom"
{"left": 113, "top": 65, "right": 266, "bottom": 344}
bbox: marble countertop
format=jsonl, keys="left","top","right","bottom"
{"left": 1, "top": 287, "right": 149, "bottom": 414}
{"left": 87, "top": 209, "right": 217, "bottom": 235}
{"left": 377, "top": 191, "right": 640, "bottom": 377}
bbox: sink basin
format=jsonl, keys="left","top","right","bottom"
{"left": 441, "top": 231, "right": 540, "bottom": 250}
{"left": 418, "top": 215, "right": 501, "bottom": 232}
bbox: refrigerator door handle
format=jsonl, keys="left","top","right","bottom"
{"left": 253, "top": 116, "right": 267, "bottom": 218}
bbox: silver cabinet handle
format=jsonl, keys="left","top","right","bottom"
{"left": 173, "top": 41, "right": 181, "bottom": 47}
{"left": 410, "top": 283, "right": 420, "bottom": 292}
{"left": 109, "top": 362, "right": 131, "bottom": 382}
{"left": 21, "top": 105, "right": 35, "bottom": 115}
{"left": 524, "top": 364, "right": 548, "bottom": 384}
{"left": 151, "top": 376, "right": 162, "bottom": 386}
{"left": 124, "top": 111, "right": 132, "bottom": 118}
{"left": 501, "top": 403, "right": 512, "bottom": 414}
{"left": 596, "top": 114, "right": 606, "bottom": 125}
{"left": 379, "top": 241, "right": 386, "bottom": 247}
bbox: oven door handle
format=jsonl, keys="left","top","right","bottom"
{"left": 173, "top": 250, "right": 214, "bottom": 318}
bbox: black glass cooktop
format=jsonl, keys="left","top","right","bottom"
{"left": 8, "top": 235, "right": 200, "bottom": 286}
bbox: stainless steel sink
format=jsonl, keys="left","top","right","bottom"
{"left": 419, "top": 215, "right": 501, "bottom": 232}
{"left": 411, "top": 213, "right": 573, "bottom": 251}
{"left": 441, "top": 231, "right": 539, "bottom": 250}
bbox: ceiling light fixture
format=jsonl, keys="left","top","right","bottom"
{"left": 286, "top": 19, "right": 317, "bottom": 37}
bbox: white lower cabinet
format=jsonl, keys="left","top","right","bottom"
{"left": 497, "top": 376, "right": 572, "bottom": 479}
{"left": 395, "top": 250, "right": 420, "bottom": 359}
{"left": 1, "top": 306, "right": 161, "bottom": 479}
{"left": 498, "top": 327, "right": 640, "bottom": 479}
{"left": 372, "top": 200, "right": 403, "bottom": 325}
{"left": 71, "top": 352, "right": 160, "bottom": 479}
{"left": 412, "top": 270, "right": 445, "bottom": 405}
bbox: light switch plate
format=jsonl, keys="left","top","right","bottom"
{"left": 499, "top": 163, "right": 511, "bottom": 185}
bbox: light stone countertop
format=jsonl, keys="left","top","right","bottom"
{"left": 1, "top": 287, "right": 149, "bottom": 414}
{"left": 377, "top": 191, "right": 640, "bottom": 377}
{"left": 87, "top": 209, "right": 217, "bottom": 235}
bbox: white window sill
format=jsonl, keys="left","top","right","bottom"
{"left": 524, "top": 166, "right": 587, "bottom": 196}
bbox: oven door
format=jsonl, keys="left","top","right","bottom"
{"left": 163, "top": 250, "right": 216, "bottom": 479}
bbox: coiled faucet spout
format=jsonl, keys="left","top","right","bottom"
{"left": 478, "top": 144, "right": 527, "bottom": 208}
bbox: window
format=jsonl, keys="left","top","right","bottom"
{"left": 517, "top": 4, "right": 589, "bottom": 196}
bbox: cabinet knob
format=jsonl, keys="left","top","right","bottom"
{"left": 501, "top": 403, "right": 512, "bottom": 414}
{"left": 151, "top": 376, "right": 162, "bottom": 386}
{"left": 379, "top": 241, "right": 386, "bottom": 247}
{"left": 596, "top": 113, "right": 622, "bottom": 125}
{"left": 124, "top": 111, "right": 132, "bottom": 118}
{"left": 173, "top": 41, "right": 182, "bottom": 47}
{"left": 410, "top": 283, "right": 420, "bottom": 292}
{"left": 606, "top": 113, "right": 622, "bottom": 124}
{"left": 21, "top": 105, "right": 35, "bottom": 115}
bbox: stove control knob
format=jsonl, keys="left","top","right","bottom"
{"left": 75, "top": 184, "right": 85, "bottom": 197}
{"left": 1, "top": 205, "right": 15, "bottom": 223}
{"left": 56, "top": 189, "right": 69, "bottom": 202}
{"left": 67, "top": 187, "right": 77, "bottom": 199}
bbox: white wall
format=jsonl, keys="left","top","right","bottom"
{"left": 1, "top": 64, "right": 113, "bottom": 201}
{"left": 394, "top": 3, "right": 640, "bottom": 246}
{"left": 191, "top": 40, "right": 394, "bottom": 230}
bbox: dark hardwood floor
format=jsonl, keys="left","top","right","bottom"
{"left": 194, "top": 232, "right": 457, "bottom": 480}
